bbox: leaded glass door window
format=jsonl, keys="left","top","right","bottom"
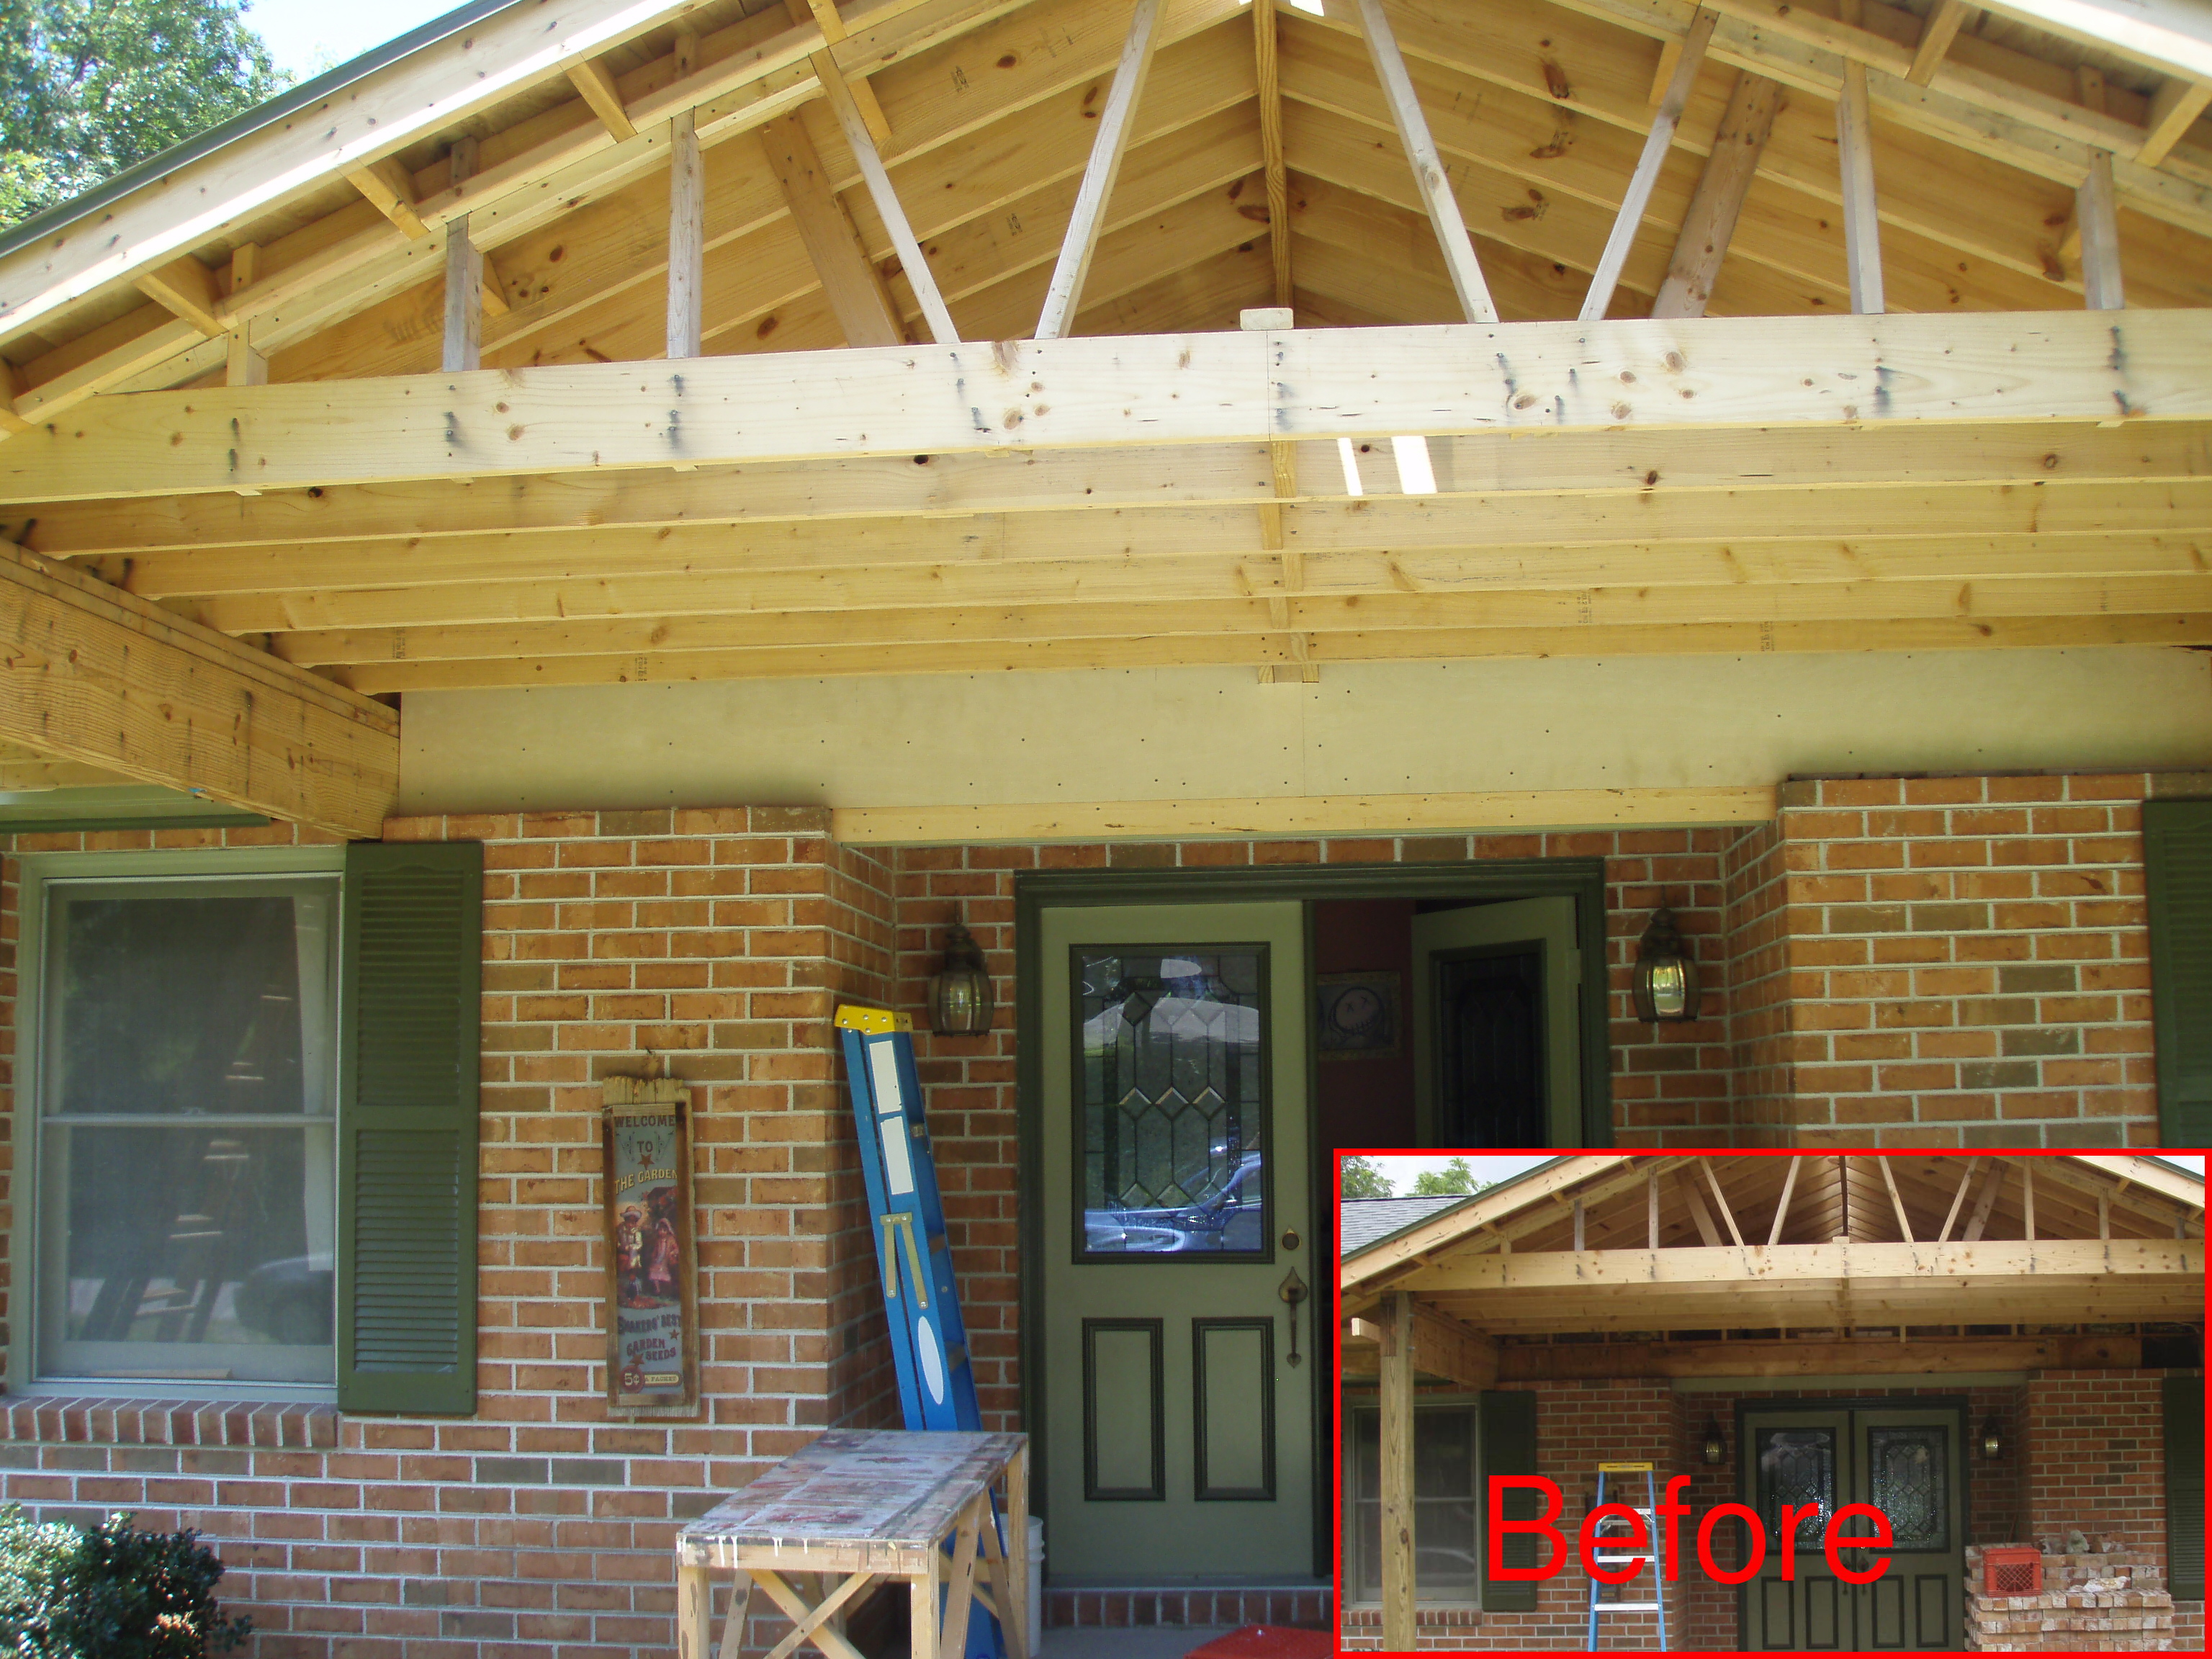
{"left": 1740, "top": 1404, "right": 1964, "bottom": 1653}
{"left": 1039, "top": 901, "right": 1313, "bottom": 1585}
{"left": 1074, "top": 947, "right": 1269, "bottom": 1259}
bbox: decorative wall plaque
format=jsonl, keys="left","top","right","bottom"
{"left": 601, "top": 1074, "right": 701, "bottom": 1417}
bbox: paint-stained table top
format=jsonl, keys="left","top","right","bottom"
{"left": 678, "top": 1429, "right": 1027, "bottom": 1570}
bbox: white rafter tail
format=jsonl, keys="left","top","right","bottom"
{"left": 819, "top": 60, "right": 960, "bottom": 345}
{"left": 1353, "top": 0, "right": 1497, "bottom": 324}
{"left": 1836, "top": 3, "right": 1886, "bottom": 316}
{"left": 1650, "top": 71, "right": 1784, "bottom": 320}
{"left": 1035, "top": 0, "right": 1169, "bottom": 340}
{"left": 2078, "top": 148, "right": 2126, "bottom": 308}
{"left": 1582, "top": 6, "right": 1717, "bottom": 323}
{"left": 443, "top": 139, "right": 484, "bottom": 373}
{"left": 1392, "top": 435, "right": 1437, "bottom": 495}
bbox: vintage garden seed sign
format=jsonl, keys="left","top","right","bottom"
{"left": 601, "top": 1074, "right": 701, "bottom": 1416}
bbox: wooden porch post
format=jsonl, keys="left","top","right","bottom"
{"left": 1380, "top": 1288, "right": 1417, "bottom": 1651}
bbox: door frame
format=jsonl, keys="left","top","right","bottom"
{"left": 1732, "top": 1393, "right": 1972, "bottom": 1653}
{"left": 1014, "top": 858, "right": 1612, "bottom": 1579}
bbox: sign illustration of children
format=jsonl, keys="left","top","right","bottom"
{"left": 616, "top": 1204, "right": 647, "bottom": 1307}
{"left": 644, "top": 1185, "right": 682, "bottom": 1307}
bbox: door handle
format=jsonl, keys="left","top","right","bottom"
{"left": 1278, "top": 1267, "right": 1308, "bottom": 1367}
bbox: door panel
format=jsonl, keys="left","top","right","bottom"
{"left": 1741, "top": 1404, "right": 1963, "bottom": 1652}
{"left": 1411, "top": 896, "right": 1581, "bottom": 1147}
{"left": 1041, "top": 901, "right": 1311, "bottom": 1581}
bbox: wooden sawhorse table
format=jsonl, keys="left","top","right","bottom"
{"left": 676, "top": 1428, "right": 1030, "bottom": 1659}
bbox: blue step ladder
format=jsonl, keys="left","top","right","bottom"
{"left": 836, "top": 1005, "right": 1004, "bottom": 1658}
{"left": 1585, "top": 1462, "right": 1669, "bottom": 1651}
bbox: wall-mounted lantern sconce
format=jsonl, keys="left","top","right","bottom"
{"left": 927, "top": 921, "right": 995, "bottom": 1037}
{"left": 1633, "top": 907, "right": 1701, "bottom": 1023}
{"left": 1701, "top": 1419, "right": 1726, "bottom": 1465}
{"left": 1980, "top": 1415, "right": 2005, "bottom": 1460}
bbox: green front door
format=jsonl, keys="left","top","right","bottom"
{"left": 1039, "top": 901, "right": 1313, "bottom": 1581}
{"left": 1741, "top": 1403, "right": 1964, "bottom": 1651}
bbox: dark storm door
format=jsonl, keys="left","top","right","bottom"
{"left": 1742, "top": 1404, "right": 1963, "bottom": 1652}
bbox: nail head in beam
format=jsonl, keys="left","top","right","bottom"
{"left": 667, "top": 107, "right": 706, "bottom": 359}
{"left": 1035, "top": 0, "right": 1169, "bottom": 341}
{"left": 1354, "top": 0, "right": 1498, "bottom": 324}
{"left": 820, "top": 60, "right": 959, "bottom": 343}
{"left": 2078, "top": 148, "right": 2125, "bottom": 309}
{"left": 1581, "top": 5, "right": 1717, "bottom": 323}
{"left": 1907, "top": 0, "right": 1972, "bottom": 87}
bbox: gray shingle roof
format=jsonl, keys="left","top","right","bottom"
{"left": 1339, "top": 1196, "right": 1467, "bottom": 1256}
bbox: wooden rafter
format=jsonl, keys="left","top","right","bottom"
{"left": 1909, "top": 0, "right": 1974, "bottom": 86}
{"left": 760, "top": 114, "right": 902, "bottom": 348}
{"left": 1651, "top": 69, "right": 1782, "bottom": 318}
{"left": 567, "top": 55, "right": 639, "bottom": 140}
{"left": 819, "top": 47, "right": 959, "bottom": 343}
{"left": 1037, "top": 0, "right": 1171, "bottom": 339}
{"left": 135, "top": 256, "right": 228, "bottom": 337}
{"left": 1352, "top": 0, "right": 1497, "bottom": 322}
{"left": 1581, "top": 5, "right": 1716, "bottom": 321}
{"left": 2140, "top": 76, "right": 2212, "bottom": 166}
{"left": 786, "top": 0, "right": 894, "bottom": 146}
{"left": 0, "top": 543, "right": 396, "bottom": 836}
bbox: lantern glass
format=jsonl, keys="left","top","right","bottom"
{"left": 1980, "top": 1416, "right": 2003, "bottom": 1460}
{"left": 1632, "top": 908, "right": 1701, "bottom": 1023}
{"left": 927, "top": 922, "right": 995, "bottom": 1036}
{"left": 1701, "top": 1419, "right": 1725, "bottom": 1465}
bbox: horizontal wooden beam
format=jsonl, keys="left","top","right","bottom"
{"left": 1408, "top": 1237, "right": 2200, "bottom": 1292}
{"left": 0, "top": 544, "right": 396, "bottom": 837}
{"left": 1353, "top": 1331, "right": 2146, "bottom": 1382}
{"left": 829, "top": 785, "right": 1775, "bottom": 845}
{"left": 11, "top": 312, "right": 2211, "bottom": 503}
{"left": 326, "top": 610, "right": 2212, "bottom": 692}
{"left": 1343, "top": 1305, "right": 1502, "bottom": 1388}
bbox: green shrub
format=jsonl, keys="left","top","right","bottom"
{"left": 0, "top": 1506, "right": 251, "bottom": 1659}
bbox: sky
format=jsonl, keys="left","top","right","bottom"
{"left": 1354, "top": 1151, "right": 2203, "bottom": 1198}
{"left": 243, "top": 0, "right": 462, "bottom": 81}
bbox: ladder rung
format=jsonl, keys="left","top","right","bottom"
{"left": 1591, "top": 1555, "right": 1655, "bottom": 1566}
{"left": 1594, "top": 1601, "right": 1663, "bottom": 1612}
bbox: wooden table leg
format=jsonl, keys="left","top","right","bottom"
{"left": 719, "top": 1570, "right": 755, "bottom": 1659}
{"left": 679, "top": 1561, "right": 714, "bottom": 1659}
{"left": 912, "top": 1542, "right": 943, "bottom": 1659}
{"left": 940, "top": 1493, "right": 985, "bottom": 1659}
{"left": 1004, "top": 1444, "right": 1030, "bottom": 1659}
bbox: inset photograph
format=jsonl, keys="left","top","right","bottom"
{"left": 1336, "top": 1151, "right": 2206, "bottom": 1653}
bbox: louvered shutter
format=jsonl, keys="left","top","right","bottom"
{"left": 2165, "top": 1375, "right": 2204, "bottom": 1601}
{"left": 338, "top": 842, "right": 482, "bottom": 1413}
{"left": 2144, "top": 799, "right": 2212, "bottom": 1146}
{"left": 1479, "top": 1390, "right": 1541, "bottom": 1612}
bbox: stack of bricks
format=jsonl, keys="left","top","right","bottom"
{"left": 1965, "top": 1547, "right": 2175, "bottom": 1651}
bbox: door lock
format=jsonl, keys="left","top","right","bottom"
{"left": 1278, "top": 1266, "right": 1309, "bottom": 1367}
{"left": 1280, "top": 1227, "right": 1300, "bottom": 1251}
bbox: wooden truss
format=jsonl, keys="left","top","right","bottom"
{"left": 0, "top": 0, "right": 2208, "bottom": 817}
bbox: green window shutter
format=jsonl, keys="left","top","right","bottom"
{"left": 2144, "top": 799, "right": 2212, "bottom": 1146}
{"left": 1479, "top": 1390, "right": 1540, "bottom": 1612}
{"left": 338, "top": 841, "right": 482, "bottom": 1414}
{"left": 2164, "top": 1375, "right": 2204, "bottom": 1601}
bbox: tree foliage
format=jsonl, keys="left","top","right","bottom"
{"left": 0, "top": 0, "right": 288, "bottom": 225}
{"left": 1410, "top": 1156, "right": 1489, "bottom": 1197}
{"left": 1340, "top": 1155, "right": 1394, "bottom": 1200}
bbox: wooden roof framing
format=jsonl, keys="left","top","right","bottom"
{"left": 0, "top": 0, "right": 2209, "bottom": 818}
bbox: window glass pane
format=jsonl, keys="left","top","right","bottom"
{"left": 37, "top": 876, "right": 338, "bottom": 1388}
{"left": 46, "top": 882, "right": 336, "bottom": 1118}
{"left": 1867, "top": 1425, "right": 1948, "bottom": 1551}
{"left": 1076, "top": 948, "right": 1266, "bottom": 1256}
{"left": 1757, "top": 1427, "right": 1837, "bottom": 1550}
{"left": 1346, "top": 1406, "right": 1479, "bottom": 1601}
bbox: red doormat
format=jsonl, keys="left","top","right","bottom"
{"left": 1184, "top": 1627, "right": 1335, "bottom": 1659}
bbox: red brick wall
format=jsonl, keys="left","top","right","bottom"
{"left": 0, "top": 809, "right": 891, "bottom": 1655}
{"left": 1747, "top": 775, "right": 2162, "bottom": 1147}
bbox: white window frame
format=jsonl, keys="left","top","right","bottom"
{"left": 10, "top": 846, "right": 346, "bottom": 1403}
{"left": 1340, "top": 1388, "right": 1488, "bottom": 1610}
